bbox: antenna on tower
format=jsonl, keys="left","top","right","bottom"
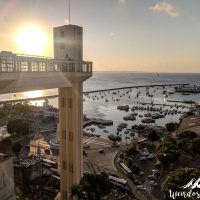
{"left": 68, "top": 0, "right": 71, "bottom": 24}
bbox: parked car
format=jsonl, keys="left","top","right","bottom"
{"left": 137, "top": 185, "right": 146, "bottom": 190}
{"left": 147, "top": 153, "right": 155, "bottom": 159}
{"left": 117, "top": 157, "right": 122, "bottom": 163}
{"left": 138, "top": 171, "right": 144, "bottom": 176}
{"left": 139, "top": 156, "right": 147, "bottom": 161}
{"left": 149, "top": 180, "right": 158, "bottom": 186}
{"left": 148, "top": 175, "right": 157, "bottom": 180}
{"left": 152, "top": 169, "right": 159, "bottom": 173}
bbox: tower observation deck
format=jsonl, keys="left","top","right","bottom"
{"left": 0, "top": 24, "right": 92, "bottom": 199}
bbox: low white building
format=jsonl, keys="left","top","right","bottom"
{"left": 39, "top": 107, "right": 59, "bottom": 119}
{"left": 0, "top": 126, "right": 10, "bottom": 142}
{"left": 0, "top": 153, "right": 16, "bottom": 200}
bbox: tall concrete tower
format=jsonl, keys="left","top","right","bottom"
{"left": 54, "top": 24, "right": 85, "bottom": 199}
{"left": 54, "top": 25, "right": 83, "bottom": 61}
{"left": 0, "top": 24, "right": 92, "bottom": 200}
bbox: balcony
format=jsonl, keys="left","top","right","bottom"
{"left": 0, "top": 51, "right": 92, "bottom": 73}
{"left": 0, "top": 51, "right": 92, "bottom": 94}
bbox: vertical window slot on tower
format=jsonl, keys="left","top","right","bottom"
{"left": 63, "top": 161, "right": 67, "bottom": 171}
{"left": 68, "top": 98, "right": 72, "bottom": 108}
{"left": 61, "top": 97, "right": 65, "bottom": 107}
{"left": 62, "top": 130, "right": 66, "bottom": 139}
{"left": 69, "top": 131, "right": 73, "bottom": 141}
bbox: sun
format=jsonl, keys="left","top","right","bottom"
{"left": 16, "top": 26, "right": 47, "bottom": 55}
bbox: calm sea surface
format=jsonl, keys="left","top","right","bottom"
{"left": 1, "top": 72, "right": 200, "bottom": 140}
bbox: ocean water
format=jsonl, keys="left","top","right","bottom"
{"left": 1, "top": 72, "right": 200, "bottom": 140}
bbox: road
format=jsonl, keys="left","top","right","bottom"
{"left": 113, "top": 151, "right": 159, "bottom": 200}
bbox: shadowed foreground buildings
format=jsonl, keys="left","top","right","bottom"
{"left": 0, "top": 24, "right": 92, "bottom": 199}
{"left": 0, "top": 153, "right": 16, "bottom": 200}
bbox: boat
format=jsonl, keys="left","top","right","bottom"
{"left": 49, "top": 138, "right": 59, "bottom": 151}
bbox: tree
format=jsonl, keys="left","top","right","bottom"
{"left": 7, "top": 118, "right": 29, "bottom": 136}
{"left": 156, "top": 136, "right": 179, "bottom": 168}
{"left": 191, "top": 137, "right": 200, "bottom": 154}
{"left": 71, "top": 184, "right": 83, "bottom": 199}
{"left": 177, "top": 131, "right": 198, "bottom": 154}
{"left": 148, "top": 129, "right": 160, "bottom": 142}
{"left": 165, "top": 122, "right": 178, "bottom": 132}
{"left": 108, "top": 134, "right": 122, "bottom": 145}
{"left": 136, "top": 124, "right": 145, "bottom": 131}
{"left": 0, "top": 109, "right": 6, "bottom": 118}
{"left": 124, "top": 143, "right": 137, "bottom": 156}
{"left": 161, "top": 167, "right": 200, "bottom": 200}
{"left": 13, "top": 103, "right": 33, "bottom": 116}
{"left": 123, "top": 155, "right": 140, "bottom": 174}
{"left": 71, "top": 173, "right": 114, "bottom": 200}
{"left": 12, "top": 142, "right": 22, "bottom": 159}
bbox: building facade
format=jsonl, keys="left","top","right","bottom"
{"left": 0, "top": 153, "right": 16, "bottom": 200}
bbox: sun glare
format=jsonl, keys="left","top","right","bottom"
{"left": 16, "top": 26, "right": 47, "bottom": 55}
{"left": 26, "top": 90, "right": 43, "bottom": 98}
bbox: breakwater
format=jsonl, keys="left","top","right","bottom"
{"left": 0, "top": 83, "right": 188, "bottom": 104}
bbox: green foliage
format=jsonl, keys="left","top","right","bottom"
{"left": 122, "top": 144, "right": 140, "bottom": 174}
{"left": 177, "top": 131, "right": 196, "bottom": 153}
{"left": 7, "top": 118, "right": 29, "bottom": 136}
{"left": 71, "top": 173, "right": 114, "bottom": 200}
{"left": 42, "top": 115, "right": 56, "bottom": 123}
{"left": 108, "top": 134, "right": 122, "bottom": 145}
{"left": 0, "top": 109, "right": 6, "bottom": 118}
{"left": 13, "top": 103, "right": 33, "bottom": 116}
{"left": 148, "top": 129, "right": 160, "bottom": 142}
{"left": 177, "top": 131, "right": 200, "bottom": 155}
{"left": 191, "top": 137, "right": 200, "bottom": 154}
{"left": 12, "top": 142, "right": 22, "bottom": 158}
{"left": 123, "top": 155, "right": 140, "bottom": 174}
{"left": 185, "top": 111, "right": 195, "bottom": 117}
{"left": 124, "top": 143, "right": 137, "bottom": 156}
{"left": 165, "top": 122, "right": 178, "bottom": 132}
{"left": 136, "top": 124, "right": 145, "bottom": 131}
{"left": 156, "top": 136, "right": 180, "bottom": 168}
{"left": 161, "top": 167, "right": 200, "bottom": 200}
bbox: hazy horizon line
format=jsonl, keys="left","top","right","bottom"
{"left": 93, "top": 71, "right": 200, "bottom": 74}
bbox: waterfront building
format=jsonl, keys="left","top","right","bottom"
{"left": 0, "top": 153, "right": 16, "bottom": 200}
{"left": 14, "top": 155, "right": 43, "bottom": 184}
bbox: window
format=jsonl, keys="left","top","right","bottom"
{"left": 60, "top": 43, "right": 65, "bottom": 49}
{"left": 60, "top": 31, "right": 64, "bottom": 38}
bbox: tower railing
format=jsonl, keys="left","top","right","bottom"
{"left": 0, "top": 52, "right": 92, "bottom": 73}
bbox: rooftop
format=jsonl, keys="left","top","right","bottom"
{"left": 0, "top": 152, "right": 10, "bottom": 163}
{"left": 178, "top": 116, "right": 200, "bottom": 136}
{"left": 14, "top": 155, "right": 41, "bottom": 168}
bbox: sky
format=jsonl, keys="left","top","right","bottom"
{"left": 0, "top": 0, "right": 200, "bottom": 73}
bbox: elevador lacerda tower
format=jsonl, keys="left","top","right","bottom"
{"left": 0, "top": 24, "right": 92, "bottom": 199}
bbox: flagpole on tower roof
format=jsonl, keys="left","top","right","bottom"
{"left": 69, "top": 0, "right": 71, "bottom": 24}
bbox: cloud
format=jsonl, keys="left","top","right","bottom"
{"left": 149, "top": 2, "right": 180, "bottom": 17}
